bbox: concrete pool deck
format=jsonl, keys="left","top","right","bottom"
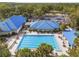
{"left": 54, "top": 34, "right": 69, "bottom": 56}
{"left": 6, "top": 31, "right": 69, "bottom": 56}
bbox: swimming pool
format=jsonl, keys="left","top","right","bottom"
{"left": 18, "top": 35, "right": 60, "bottom": 51}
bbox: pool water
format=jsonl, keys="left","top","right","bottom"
{"left": 18, "top": 35, "right": 60, "bottom": 51}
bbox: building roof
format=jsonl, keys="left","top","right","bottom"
{"left": 63, "top": 30, "right": 76, "bottom": 46}
{"left": 0, "top": 15, "right": 26, "bottom": 32}
{"left": 0, "top": 21, "right": 11, "bottom": 32}
{"left": 10, "top": 15, "right": 26, "bottom": 29}
{"left": 30, "top": 20, "right": 59, "bottom": 30}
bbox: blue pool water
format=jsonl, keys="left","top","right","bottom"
{"left": 18, "top": 35, "right": 60, "bottom": 51}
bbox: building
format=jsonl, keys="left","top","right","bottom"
{"left": 30, "top": 20, "right": 59, "bottom": 31}
{"left": 0, "top": 15, "right": 26, "bottom": 35}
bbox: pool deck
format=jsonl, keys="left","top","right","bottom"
{"left": 6, "top": 31, "right": 69, "bottom": 56}
{"left": 6, "top": 34, "right": 23, "bottom": 56}
{"left": 54, "top": 34, "right": 69, "bottom": 56}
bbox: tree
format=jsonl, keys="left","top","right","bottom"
{"left": 16, "top": 48, "right": 32, "bottom": 57}
{"left": 15, "top": 43, "right": 54, "bottom": 57}
{"left": 67, "top": 37, "right": 79, "bottom": 57}
{"left": 36, "top": 43, "right": 54, "bottom": 57}
{"left": 33, "top": 5, "right": 44, "bottom": 17}
{"left": 0, "top": 48, "right": 11, "bottom": 57}
{"left": 67, "top": 47, "right": 79, "bottom": 57}
{"left": 0, "top": 38, "right": 11, "bottom": 57}
{"left": 0, "top": 37, "right": 6, "bottom": 43}
{"left": 74, "top": 37, "right": 79, "bottom": 47}
{"left": 76, "top": 17, "right": 79, "bottom": 30}
{"left": 60, "top": 24, "right": 66, "bottom": 31}
{"left": 0, "top": 4, "right": 13, "bottom": 20}
{"left": 0, "top": 3, "right": 79, "bottom": 22}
